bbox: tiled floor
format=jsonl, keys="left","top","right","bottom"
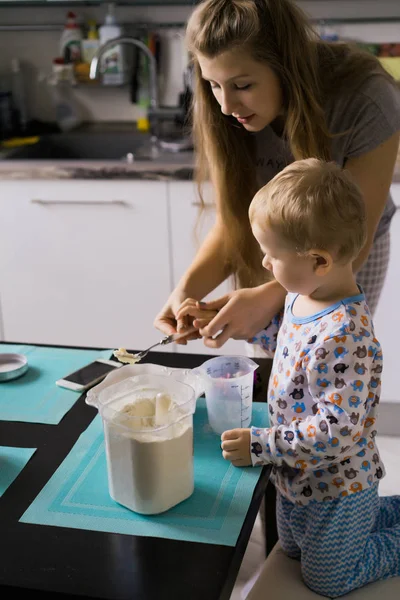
{"left": 230, "top": 435, "right": 400, "bottom": 600}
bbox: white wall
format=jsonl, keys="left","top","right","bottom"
{"left": 0, "top": 1, "right": 399, "bottom": 123}
{"left": 0, "top": 5, "right": 192, "bottom": 123}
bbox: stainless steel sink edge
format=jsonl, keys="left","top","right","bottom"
{"left": 1, "top": 131, "right": 194, "bottom": 163}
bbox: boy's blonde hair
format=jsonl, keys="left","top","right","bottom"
{"left": 249, "top": 158, "right": 367, "bottom": 263}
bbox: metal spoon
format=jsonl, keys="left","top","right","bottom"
{"left": 114, "top": 328, "right": 198, "bottom": 364}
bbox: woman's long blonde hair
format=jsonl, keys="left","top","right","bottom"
{"left": 185, "top": 0, "right": 395, "bottom": 289}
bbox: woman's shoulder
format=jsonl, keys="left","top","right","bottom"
{"left": 351, "top": 73, "right": 400, "bottom": 115}
{"left": 327, "top": 73, "right": 400, "bottom": 161}
{"left": 327, "top": 72, "right": 400, "bottom": 127}
{"left": 319, "top": 42, "right": 399, "bottom": 108}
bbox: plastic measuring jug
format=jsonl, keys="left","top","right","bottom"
{"left": 194, "top": 356, "right": 258, "bottom": 435}
{"left": 96, "top": 374, "right": 196, "bottom": 515}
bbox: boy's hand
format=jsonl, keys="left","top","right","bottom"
{"left": 221, "top": 429, "right": 251, "bottom": 467}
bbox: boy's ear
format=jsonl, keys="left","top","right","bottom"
{"left": 308, "top": 249, "right": 334, "bottom": 276}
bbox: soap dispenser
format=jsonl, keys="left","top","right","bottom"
{"left": 98, "top": 3, "right": 127, "bottom": 85}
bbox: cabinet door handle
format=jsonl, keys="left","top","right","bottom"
{"left": 31, "top": 199, "right": 128, "bottom": 206}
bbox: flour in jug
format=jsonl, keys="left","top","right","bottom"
{"left": 103, "top": 392, "right": 194, "bottom": 515}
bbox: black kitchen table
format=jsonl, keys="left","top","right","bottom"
{"left": 0, "top": 343, "right": 276, "bottom": 600}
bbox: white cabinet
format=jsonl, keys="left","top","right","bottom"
{"left": 168, "top": 181, "right": 246, "bottom": 356}
{"left": 2, "top": 176, "right": 398, "bottom": 367}
{"left": 0, "top": 180, "right": 172, "bottom": 350}
{"left": 374, "top": 184, "right": 400, "bottom": 403}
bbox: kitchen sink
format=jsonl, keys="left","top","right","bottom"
{"left": 2, "top": 132, "right": 193, "bottom": 164}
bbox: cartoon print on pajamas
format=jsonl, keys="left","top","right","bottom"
{"left": 248, "top": 291, "right": 385, "bottom": 505}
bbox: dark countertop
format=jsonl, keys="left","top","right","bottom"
{"left": 0, "top": 343, "right": 275, "bottom": 600}
{"left": 0, "top": 161, "right": 195, "bottom": 181}
{"left": 0, "top": 161, "right": 194, "bottom": 181}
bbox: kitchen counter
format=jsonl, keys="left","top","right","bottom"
{"left": 0, "top": 158, "right": 195, "bottom": 181}
{"left": 1, "top": 142, "right": 399, "bottom": 182}
{"left": 0, "top": 162, "right": 195, "bottom": 181}
{"left": 1, "top": 160, "right": 398, "bottom": 182}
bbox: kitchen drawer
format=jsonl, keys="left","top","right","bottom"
{"left": 4, "top": 180, "right": 156, "bottom": 205}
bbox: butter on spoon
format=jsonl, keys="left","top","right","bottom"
{"left": 113, "top": 348, "right": 141, "bottom": 365}
{"left": 114, "top": 329, "right": 199, "bottom": 365}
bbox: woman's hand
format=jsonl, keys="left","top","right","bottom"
{"left": 175, "top": 297, "right": 219, "bottom": 331}
{"left": 221, "top": 429, "right": 251, "bottom": 467}
{"left": 153, "top": 289, "right": 202, "bottom": 345}
{"left": 177, "top": 280, "right": 286, "bottom": 349}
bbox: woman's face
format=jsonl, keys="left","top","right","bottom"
{"left": 197, "top": 48, "right": 283, "bottom": 131}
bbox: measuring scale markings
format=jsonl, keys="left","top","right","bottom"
{"left": 240, "top": 385, "right": 252, "bottom": 427}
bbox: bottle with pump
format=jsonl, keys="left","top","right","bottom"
{"left": 98, "top": 3, "right": 127, "bottom": 85}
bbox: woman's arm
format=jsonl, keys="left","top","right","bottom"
{"left": 345, "top": 132, "right": 400, "bottom": 273}
{"left": 195, "top": 280, "right": 287, "bottom": 348}
{"left": 153, "top": 217, "right": 231, "bottom": 336}
{"left": 175, "top": 217, "right": 231, "bottom": 301}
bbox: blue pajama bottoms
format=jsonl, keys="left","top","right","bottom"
{"left": 277, "top": 485, "right": 400, "bottom": 597}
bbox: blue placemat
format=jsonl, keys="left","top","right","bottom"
{"left": 20, "top": 400, "right": 270, "bottom": 546}
{"left": 0, "top": 446, "right": 36, "bottom": 496}
{"left": 0, "top": 344, "right": 112, "bottom": 424}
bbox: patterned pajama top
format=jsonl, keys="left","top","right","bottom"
{"left": 249, "top": 290, "right": 386, "bottom": 506}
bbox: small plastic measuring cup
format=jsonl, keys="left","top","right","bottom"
{"left": 194, "top": 356, "right": 258, "bottom": 435}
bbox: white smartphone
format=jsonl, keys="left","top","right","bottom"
{"left": 56, "top": 358, "right": 123, "bottom": 392}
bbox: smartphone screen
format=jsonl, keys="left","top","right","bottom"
{"left": 63, "top": 361, "right": 118, "bottom": 386}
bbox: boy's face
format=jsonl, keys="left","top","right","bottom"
{"left": 252, "top": 221, "right": 318, "bottom": 294}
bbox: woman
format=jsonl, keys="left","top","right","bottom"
{"left": 154, "top": 0, "right": 400, "bottom": 350}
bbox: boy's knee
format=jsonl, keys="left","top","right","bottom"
{"left": 302, "top": 565, "right": 346, "bottom": 598}
{"left": 303, "top": 577, "right": 342, "bottom": 598}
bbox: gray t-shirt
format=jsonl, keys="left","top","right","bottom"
{"left": 255, "top": 74, "right": 400, "bottom": 239}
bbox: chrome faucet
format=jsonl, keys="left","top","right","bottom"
{"left": 90, "top": 36, "right": 183, "bottom": 141}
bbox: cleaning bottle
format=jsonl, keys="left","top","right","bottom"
{"left": 98, "top": 3, "right": 126, "bottom": 85}
{"left": 60, "top": 12, "right": 83, "bottom": 63}
{"left": 82, "top": 20, "right": 100, "bottom": 64}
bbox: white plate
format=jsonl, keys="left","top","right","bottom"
{"left": 0, "top": 353, "right": 28, "bottom": 382}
